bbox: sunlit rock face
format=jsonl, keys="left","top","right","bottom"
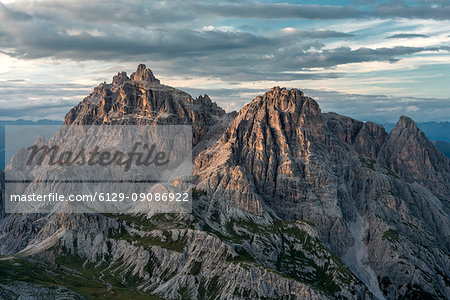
{"left": 1, "top": 66, "right": 449, "bottom": 299}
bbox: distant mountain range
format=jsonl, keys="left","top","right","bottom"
{"left": 433, "top": 140, "right": 450, "bottom": 158}
{"left": 1, "top": 65, "right": 449, "bottom": 299}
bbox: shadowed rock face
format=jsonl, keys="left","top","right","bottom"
{"left": 380, "top": 116, "right": 450, "bottom": 206}
{"left": 1, "top": 66, "right": 449, "bottom": 299}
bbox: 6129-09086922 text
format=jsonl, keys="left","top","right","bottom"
{"left": 9, "top": 192, "right": 190, "bottom": 202}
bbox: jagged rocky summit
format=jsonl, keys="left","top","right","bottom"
{"left": 64, "top": 64, "right": 230, "bottom": 146}
{"left": 0, "top": 65, "right": 449, "bottom": 300}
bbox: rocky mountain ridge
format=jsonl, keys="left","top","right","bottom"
{"left": 64, "top": 64, "right": 229, "bottom": 146}
{"left": 0, "top": 65, "right": 449, "bottom": 299}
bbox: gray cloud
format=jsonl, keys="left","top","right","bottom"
{"left": 1, "top": 0, "right": 447, "bottom": 73}
{"left": 2, "top": 3, "right": 341, "bottom": 63}
{"left": 155, "top": 44, "right": 441, "bottom": 83}
{"left": 373, "top": 2, "right": 450, "bottom": 20}
{"left": 8, "top": 0, "right": 450, "bottom": 22}
{"left": 0, "top": 2, "right": 366, "bottom": 80}
{"left": 180, "top": 86, "right": 450, "bottom": 123}
{"left": 4, "top": 0, "right": 364, "bottom": 23}
{"left": 278, "top": 29, "right": 354, "bottom": 39}
{"left": 295, "top": 89, "right": 450, "bottom": 123}
{"left": 211, "top": 1, "right": 450, "bottom": 21}
{"left": 0, "top": 103, "right": 72, "bottom": 121}
{"left": 1, "top": 1, "right": 443, "bottom": 82}
{"left": 193, "top": 3, "right": 364, "bottom": 19}
{"left": 5, "top": 0, "right": 191, "bottom": 26}
{"left": 0, "top": 81, "right": 91, "bottom": 120}
{"left": 387, "top": 33, "right": 429, "bottom": 39}
{"left": 0, "top": 2, "right": 31, "bottom": 21}
{"left": 0, "top": 81, "right": 90, "bottom": 98}
{"left": 294, "top": 46, "right": 432, "bottom": 68}
{"left": 4, "top": 28, "right": 275, "bottom": 60}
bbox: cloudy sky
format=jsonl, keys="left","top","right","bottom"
{"left": 0, "top": 0, "right": 449, "bottom": 123}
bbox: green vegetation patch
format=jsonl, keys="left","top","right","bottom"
{"left": 188, "top": 261, "right": 202, "bottom": 276}
{"left": 104, "top": 212, "right": 197, "bottom": 232}
{"left": 380, "top": 164, "right": 401, "bottom": 179}
{"left": 0, "top": 257, "right": 164, "bottom": 300}
{"left": 135, "top": 230, "right": 188, "bottom": 253}
{"left": 192, "top": 188, "right": 207, "bottom": 200}
{"left": 382, "top": 229, "right": 400, "bottom": 243}
{"left": 359, "top": 156, "right": 376, "bottom": 171}
{"left": 218, "top": 217, "right": 359, "bottom": 296}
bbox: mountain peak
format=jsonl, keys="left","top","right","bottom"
{"left": 112, "top": 71, "right": 130, "bottom": 86}
{"left": 254, "top": 87, "right": 320, "bottom": 115}
{"left": 263, "top": 86, "right": 304, "bottom": 101}
{"left": 64, "top": 65, "right": 230, "bottom": 145}
{"left": 396, "top": 115, "right": 418, "bottom": 131}
{"left": 130, "top": 64, "right": 160, "bottom": 83}
{"left": 380, "top": 114, "right": 450, "bottom": 200}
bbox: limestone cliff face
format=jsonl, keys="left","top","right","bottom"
{"left": 195, "top": 87, "right": 450, "bottom": 299}
{"left": 1, "top": 67, "right": 449, "bottom": 299}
